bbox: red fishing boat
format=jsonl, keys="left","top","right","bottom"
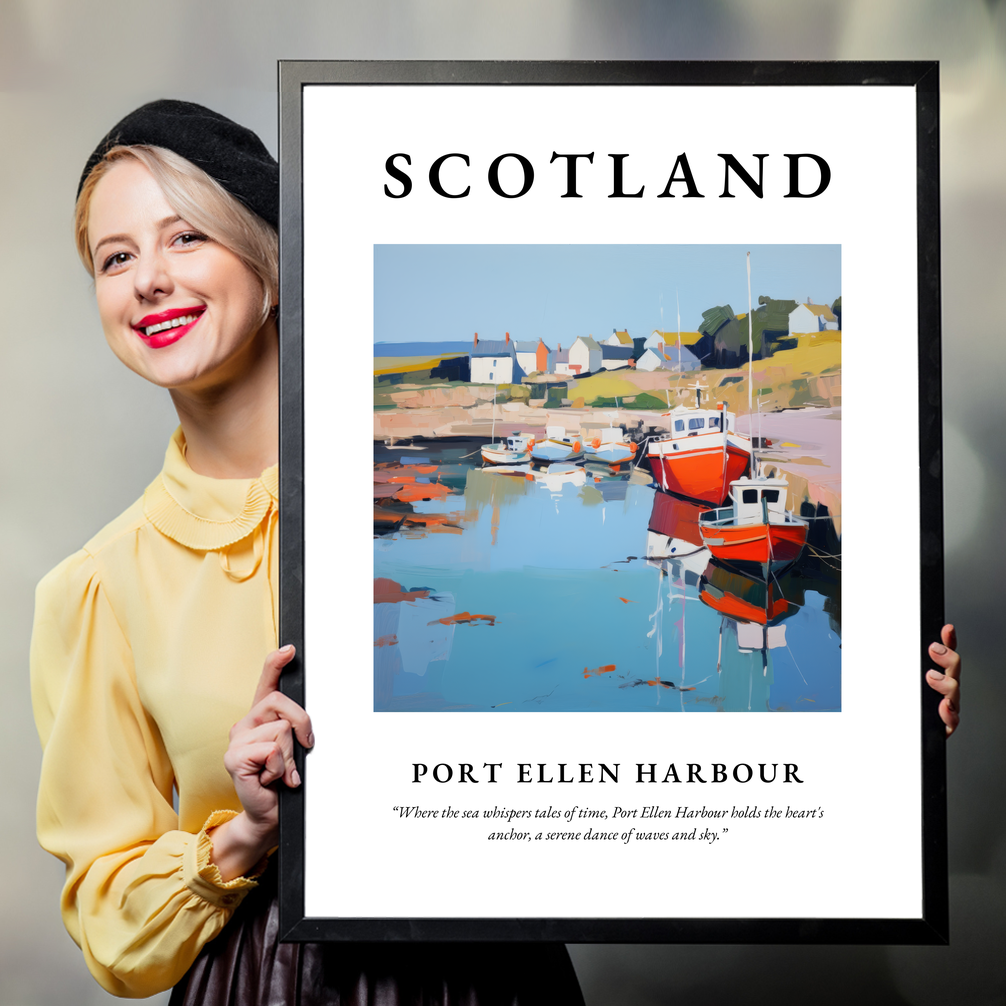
{"left": 646, "top": 402, "right": 751, "bottom": 505}
{"left": 698, "top": 476, "right": 808, "bottom": 576}
{"left": 698, "top": 562, "right": 792, "bottom": 624}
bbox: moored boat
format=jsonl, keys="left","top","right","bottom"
{"left": 584, "top": 426, "right": 637, "bottom": 466}
{"left": 531, "top": 425, "right": 584, "bottom": 463}
{"left": 698, "top": 476, "right": 808, "bottom": 576}
{"left": 482, "top": 433, "right": 533, "bottom": 464}
{"left": 647, "top": 402, "right": 751, "bottom": 505}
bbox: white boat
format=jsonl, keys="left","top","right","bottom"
{"left": 584, "top": 426, "right": 637, "bottom": 466}
{"left": 481, "top": 384, "right": 534, "bottom": 464}
{"left": 531, "top": 425, "right": 584, "bottom": 463}
{"left": 482, "top": 433, "right": 533, "bottom": 464}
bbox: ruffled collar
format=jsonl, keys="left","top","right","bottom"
{"left": 143, "top": 428, "right": 278, "bottom": 551}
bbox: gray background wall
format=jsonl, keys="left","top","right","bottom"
{"left": 1, "top": 2, "right": 1002, "bottom": 1003}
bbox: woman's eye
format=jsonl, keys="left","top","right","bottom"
{"left": 101, "top": 251, "right": 132, "bottom": 273}
{"left": 173, "top": 231, "right": 207, "bottom": 248}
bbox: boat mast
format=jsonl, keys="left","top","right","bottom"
{"left": 491, "top": 381, "right": 497, "bottom": 445}
{"left": 746, "top": 252, "right": 753, "bottom": 417}
{"left": 746, "top": 250, "right": 760, "bottom": 478}
{"left": 676, "top": 289, "right": 682, "bottom": 403}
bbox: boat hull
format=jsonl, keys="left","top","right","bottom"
{"left": 482, "top": 446, "right": 531, "bottom": 464}
{"left": 698, "top": 520, "right": 808, "bottom": 574}
{"left": 531, "top": 437, "right": 583, "bottom": 463}
{"left": 648, "top": 440, "right": 750, "bottom": 505}
{"left": 585, "top": 444, "right": 634, "bottom": 465}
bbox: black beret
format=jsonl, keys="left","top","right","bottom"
{"left": 78, "top": 99, "right": 278, "bottom": 228}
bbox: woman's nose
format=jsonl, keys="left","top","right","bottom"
{"left": 133, "top": 249, "right": 173, "bottom": 302}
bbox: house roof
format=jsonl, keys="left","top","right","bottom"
{"left": 602, "top": 345, "right": 634, "bottom": 359}
{"left": 651, "top": 329, "right": 705, "bottom": 346}
{"left": 573, "top": 336, "right": 601, "bottom": 351}
{"left": 555, "top": 348, "right": 570, "bottom": 363}
{"left": 662, "top": 345, "right": 700, "bottom": 366}
{"left": 513, "top": 341, "right": 539, "bottom": 353}
{"left": 640, "top": 345, "right": 700, "bottom": 369}
{"left": 472, "top": 340, "right": 515, "bottom": 357}
{"left": 610, "top": 329, "right": 632, "bottom": 346}
{"left": 800, "top": 303, "right": 837, "bottom": 321}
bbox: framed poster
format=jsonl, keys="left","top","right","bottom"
{"left": 277, "top": 61, "right": 946, "bottom": 943}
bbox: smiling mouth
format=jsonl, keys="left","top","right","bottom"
{"left": 135, "top": 308, "right": 205, "bottom": 338}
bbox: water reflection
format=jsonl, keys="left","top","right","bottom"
{"left": 373, "top": 438, "right": 840, "bottom": 712}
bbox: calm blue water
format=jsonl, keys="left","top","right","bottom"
{"left": 374, "top": 440, "right": 841, "bottom": 712}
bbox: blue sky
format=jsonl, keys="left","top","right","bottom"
{"left": 374, "top": 244, "right": 840, "bottom": 345}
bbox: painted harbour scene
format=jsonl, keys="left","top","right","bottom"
{"left": 373, "top": 245, "right": 841, "bottom": 712}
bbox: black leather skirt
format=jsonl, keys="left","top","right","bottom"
{"left": 169, "top": 869, "right": 585, "bottom": 1006}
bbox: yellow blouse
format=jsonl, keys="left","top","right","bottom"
{"left": 31, "top": 429, "right": 279, "bottom": 998}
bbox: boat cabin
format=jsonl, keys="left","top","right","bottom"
{"left": 545, "top": 424, "right": 575, "bottom": 443}
{"left": 595, "top": 427, "right": 623, "bottom": 445}
{"left": 728, "top": 477, "right": 790, "bottom": 526}
{"left": 668, "top": 405, "right": 735, "bottom": 438}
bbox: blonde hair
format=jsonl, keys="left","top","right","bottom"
{"left": 75, "top": 145, "right": 278, "bottom": 323}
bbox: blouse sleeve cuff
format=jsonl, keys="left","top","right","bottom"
{"left": 182, "top": 810, "right": 269, "bottom": 909}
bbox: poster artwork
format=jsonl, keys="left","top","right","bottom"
{"left": 373, "top": 244, "right": 842, "bottom": 715}
{"left": 286, "top": 63, "right": 943, "bottom": 941}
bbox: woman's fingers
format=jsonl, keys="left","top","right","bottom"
{"left": 230, "top": 719, "right": 302, "bottom": 788}
{"left": 925, "top": 677, "right": 960, "bottom": 736}
{"left": 242, "top": 644, "right": 314, "bottom": 749}
{"left": 224, "top": 738, "right": 287, "bottom": 788}
{"left": 941, "top": 623, "right": 958, "bottom": 654}
{"left": 232, "top": 689, "right": 314, "bottom": 750}
{"left": 252, "top": 644, "right": 297, "bottom": 707}
{"left": 927, "top": 623, "right": 961, "bottom": 737}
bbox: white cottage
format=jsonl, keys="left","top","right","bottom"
{"left": 637, "top": 345, "right": 700, "bottom": 373}
{"left": 789, "top": 302, "right": 838, "bottom": 334}
{"left": 568, "top": 336, "right": 602, "bottom": 376}
{"left": 470, "top": 333, "right": 524, "bottom": 384}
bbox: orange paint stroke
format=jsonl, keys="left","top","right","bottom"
{"left": 395, "top": 482, "right": 453, "bottom": 503}
{"left": 584, "top": 664, "right": 617, "bottom": 678}
{"left": 618, "top": 597, "right": 636, "bottom": 604}
{"left": 646, "top": 677, "right": 673, "bottom": 689}
{"left": 374, "top": 464, "right": 438, "bottom": 483}
{"left": 428, "top": 611, "right": 496, "bottom": 627}
{"left": 374, "top": 578, "right": 431, "bottom": 604}
{"left": 374, "top": 634, "right": 399, "bottom": 648}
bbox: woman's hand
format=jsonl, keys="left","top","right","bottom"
{"left": 926, "top": 624, "right": 961, "bottom": 738}
{"left": 209, "top": 645, "right": 314, "bottom": 881}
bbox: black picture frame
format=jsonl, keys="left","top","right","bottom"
{"left": 277, "top": 60, "right": 945, "bottom": 944}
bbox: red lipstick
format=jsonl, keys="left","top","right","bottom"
{"left": 132, "top": 306, "right": 205, "bottom": 349}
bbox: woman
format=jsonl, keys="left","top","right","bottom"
{"left": 31, "top": 100, "right": 586, "bottom": 1003}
